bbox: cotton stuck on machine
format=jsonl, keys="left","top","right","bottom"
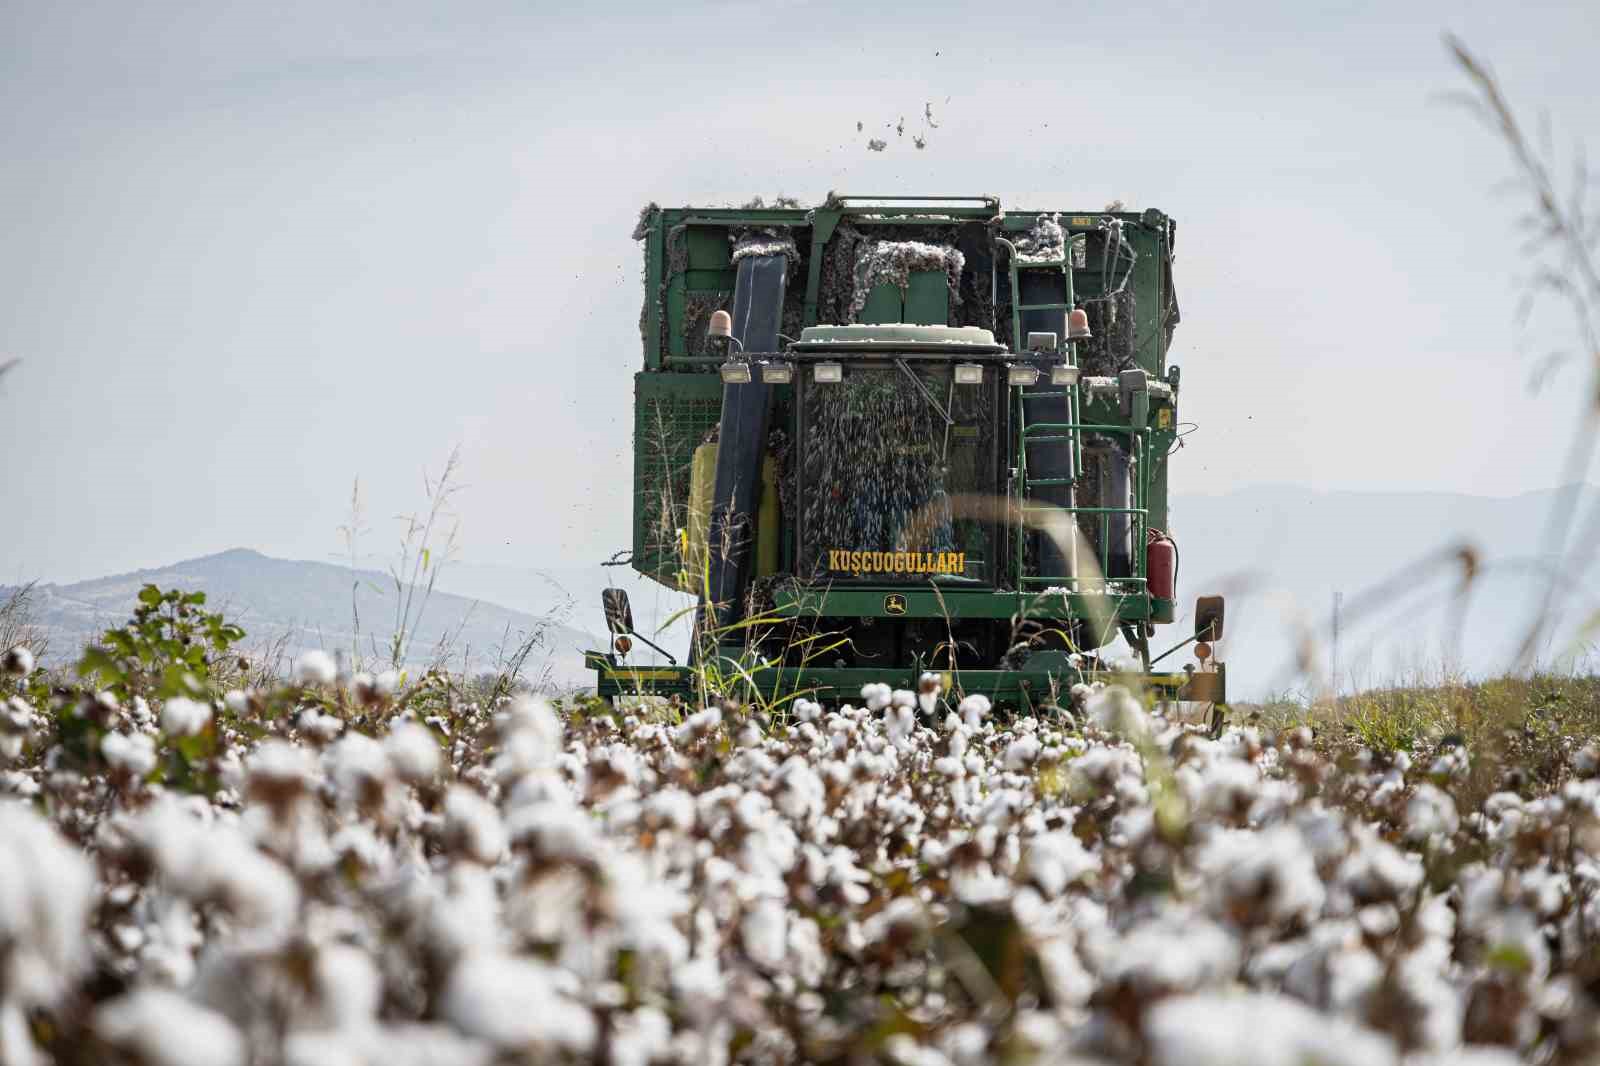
{"left": 589, "top": 195, "right": 1226, "bottom": 715}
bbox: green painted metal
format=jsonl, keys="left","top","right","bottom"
{"left": 614, "top": 195, "right": 1209, "bottom": 700}
{"left": 587, "top": 651, "right": 1225, "bottom": 710}
{"left": 772, "top": 584, "right": 1152, "bottom": 622}
{"left": 631, "top": 371, "right": 724, "bottom": 582}
{"left": 859, "top": 282, "right": 901, "bottom": 324}
{"left": 904, "top": 270, "right": 950, "bottom": 325}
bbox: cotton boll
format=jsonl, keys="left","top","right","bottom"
{"left": 1337, "top": 827, "right": 1423, "bottom": 906}
{"left": 2, "top": 646, "right": 35, "bottom": 677}
{"left": 95, "top": 987, "right": 245, "bottom": 1066}
{"left": 325, "top": 733, "right": 394, "bottom": 806}
{"left": 443, "top": 954, "right": 596, "bottom": 1052}
{"left": 102, "top": 731, "right": 158, "bottom": 776}
{"left": 1145, "top": 992, "right": 1398, "bottom": 1066}
{"left": 1195, "top": 826, "right": 1326, "bottom": 929}
{"left": 861, "top": 683, "right": 892, "bottom": 713}
{"left": 443, "top": 786, "right": 507, "bottom": 864}
{"left": 1404, "top": 784, "right": 1459, "bottom": 843}
{"left": 223, "top": 689, "right": 250, "bottom": 716}
{"left": 610, "top": 1008, "right": 674, "bottom": 1066}
{"left": 159, "top": 697, "right": 213, "bottom": 738}
{"left": 303, "top": 944, "right": 382, "bottom": 1030}
{"left": 283, "top": 1025, "right": 493, "bottom": 1066}
{"left": 297, "top": 709, "right": 344, "bottom": 742}
{"left": 0, "top": 802, "right": 93, "bottom": 1006}
{"left": 129, "top": 801, "right": 300, "bottom": 932}
{"left": 293, "top": 650, "right": 338, "bottom": 686}
{"left": 958, "top": 694, "right": 990, "bottom": 730}
{"left": 1093, "top": 910, "right": 1240, "bottom": 996}
{"left": 1004, "top": 734, "right": 1041, "bottom": 772}
{"left": 248, "top": 739, "right": 317, "bottom": 800}
{"left": 741, "top": 897, "right": 789, "bottom": 970}
{"left": 1193, "top": 757, "right": 1261, "bottom": 822}
{"left": 1022, "top": 830, "right": 1097, "bottom": 896}
{"left": 1087, "top": 685, "right": 1150, "bottom": 740}
{"left": 0, "top": 1002, "right": 47, "bottom": 1066}
{"left": 674, "top": 706, "right": 723, "bottom": 743}
{"left": 386, "top": 721, "right": 442, "bottom": 783}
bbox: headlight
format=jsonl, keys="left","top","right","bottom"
{"left": 953, "top": 363, "right": 984, "bottom": 385}
{"left": 1051, "top": 365, "right": 1081, "bottom": 386}
{"left": 719, "top": 361, "right": 752, "bottom": 384}
{"left": 759, "top": 361, "right": 794, "bottom": 385}
{"left": 1007, "top": 365, "right": 1041, "bottom": 387}
{"left": 813, "top": 362, "right": 844, "bottom": 384}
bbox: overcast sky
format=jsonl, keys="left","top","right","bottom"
{"left": 3, "top": 0, "right": 1597, "bottom": 587}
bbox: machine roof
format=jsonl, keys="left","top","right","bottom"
{"left": 791, "top": 324, "right": 1004, "bottom": 352}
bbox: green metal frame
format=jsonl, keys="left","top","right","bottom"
{"left": 586, "top": 651, "right": 1225, "bottom": 711}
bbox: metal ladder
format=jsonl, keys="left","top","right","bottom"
{"left": 1003, "top": 235, "right": 1084, "bottom": 589}
{"left": 1005, "top": 233, "right": 1151, "bottom": 594}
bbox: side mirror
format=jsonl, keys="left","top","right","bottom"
{"left": 602, "top": 588, "right": 635, "bottom": 635}
{"left": 1195, "top": 595, "right": 1225, "bottom": 641}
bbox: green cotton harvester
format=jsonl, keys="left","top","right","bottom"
{"left": 590, "top": 195, "right": 1226, "bottom": 717}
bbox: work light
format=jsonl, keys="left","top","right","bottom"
{"left": 760, "top": 361, "right": 795, "bottom": 385}
{"left": 813, "top": 362, "right": 843, "bottom": 384}
{"left": 953, "top": 363, "right": 984, "bottom": 385}
{"left": 1051, "top": 365, "right": 1081, "bottom": 386}
{"left": 719, "top": 361, "right": 753, "bottom": 384}
{"left": 1007, "top": 364, "right": 1041, "bottom": 387}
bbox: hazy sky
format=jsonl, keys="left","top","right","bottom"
{"left": 3, "top": 0, "right": 1597, "bottom": 586}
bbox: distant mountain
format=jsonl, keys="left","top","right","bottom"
{"left": 434, "top": 561, "right": 696, "bottom": 664}
{"left": 12, "top": 549, "right": 601, "bottom": 689}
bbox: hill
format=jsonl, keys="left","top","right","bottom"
{"left": 9, "top": 549, "right": 600, "bottom": 688}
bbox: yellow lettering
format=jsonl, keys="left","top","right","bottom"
{"left": 955, "top": 553, "right": 966, "bottom": 574}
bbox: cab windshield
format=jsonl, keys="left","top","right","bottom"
{"left": 796, "top": 360, "right": 998, "bottom": 584}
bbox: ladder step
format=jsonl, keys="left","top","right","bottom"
{"left": 1016, "top": 302, "right": 1072, "bottom": 312}
{"left": 1023, "top": 434, "right": 1073, "bottom": 443}
{"left": 1015, "top": 259, "right": 1071, "bottom": 269}
{"left": 1025, "top": 477, "right": 1077, "bottom": 487}
{"left": 1021, "top": 390, "right": 1069, "bottom": 398}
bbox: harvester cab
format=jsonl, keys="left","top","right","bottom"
{"left": 588, "top": 194, "right": 1225, "bottom": 717}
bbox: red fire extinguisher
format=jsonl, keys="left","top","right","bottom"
{"left": 1147, "top": 529, "right": 1177, "bottom": 601}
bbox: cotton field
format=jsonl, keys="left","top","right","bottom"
{"left": 2, "top": 649, "right": 1599, "bottom": 1066}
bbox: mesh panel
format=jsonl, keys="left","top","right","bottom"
{"left": 634, "top": 379, "right": 722, "bottom": 583}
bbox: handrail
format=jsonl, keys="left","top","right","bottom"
{"left": 1016, "top": 388, "right": 1151, "bottom": 592}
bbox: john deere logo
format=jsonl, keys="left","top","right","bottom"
{"left": 884, "top": 594, "right": 907, "bottom": 615}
